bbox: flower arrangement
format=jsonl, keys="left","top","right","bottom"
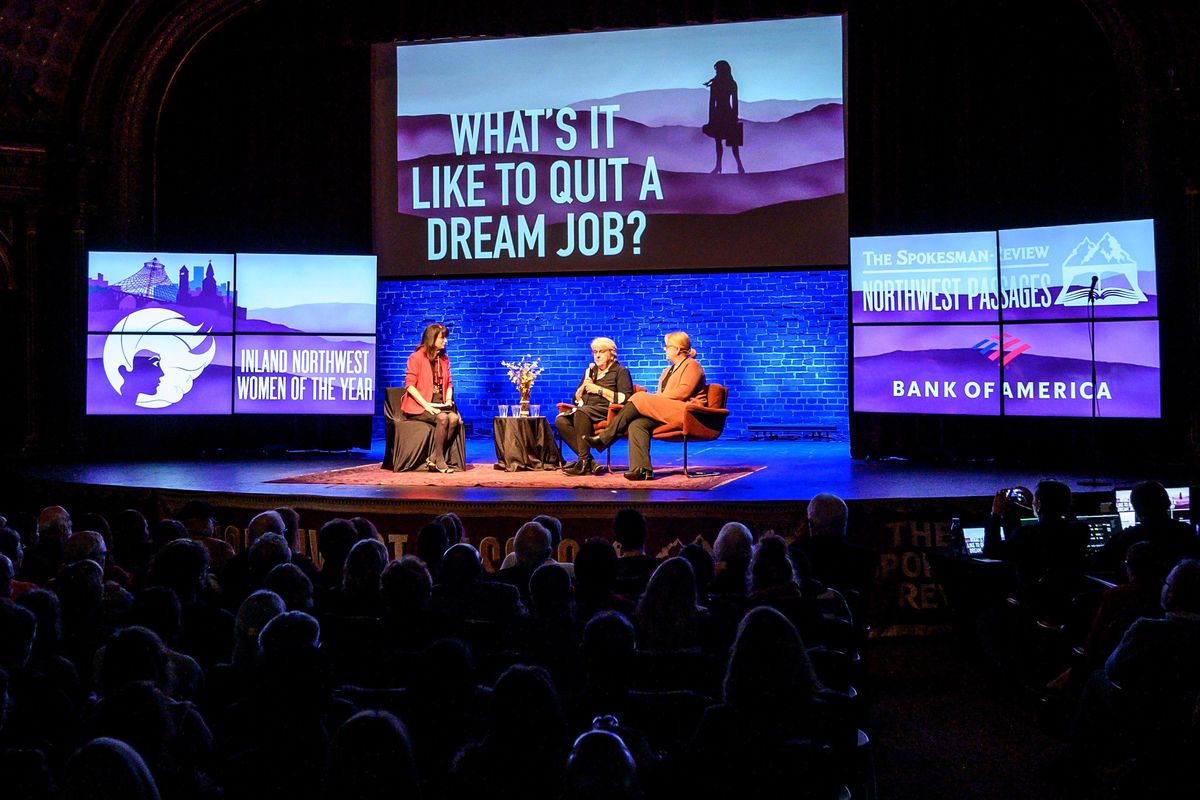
{"left": 501, "top": 354, "right": 544, "bottom": 393}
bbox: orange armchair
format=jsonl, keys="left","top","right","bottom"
{"left": 603, "top": 384, "right": 730, "bottom": 478}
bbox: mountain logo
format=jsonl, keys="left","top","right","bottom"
{"left": 102, "top": 308, "right": 216, "bottom": 409}
{"left": 972, "top": 333, "right": 1030, "bottom": 366}
{"left": 1055, "top": 231, "right": 1148, "bottom": 306}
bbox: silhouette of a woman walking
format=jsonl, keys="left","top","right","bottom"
{"left": 703, "top": 60, "right": 745, "bottom": 174}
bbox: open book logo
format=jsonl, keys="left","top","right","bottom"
{"left": 1055, "top": 232, "right": 1148, "bottom": 306}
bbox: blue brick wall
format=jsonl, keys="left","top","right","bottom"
{"left": 375, "top": 271, "right": 848, "bottom": 440}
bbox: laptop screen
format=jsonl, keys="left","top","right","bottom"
{"left": 962, "top": 527, "right": 987, "bottom": 556}
{"left": 1077, "top": 514, "right": 1123, "bottom": 551}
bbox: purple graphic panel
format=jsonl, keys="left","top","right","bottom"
{"left": 87, "top": 252, "right": 235, "bottom": 333}
{"left": 86, "top": 333, "right": 233, "bottom": 415}
{"left": 1001, "top": 321, "right": 1160, "bottom": 418}
{"left": 233, "top": 335, "right": 376, "bottom": 415}
{"left": 853, "top": 325, "right": 1001, "bottom": 415}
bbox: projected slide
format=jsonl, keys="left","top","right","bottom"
{"left": 998, "top": 219, "right": 1157, "bottom": 321}
{"left": 850, "top": 231, "right": 998, "bottom": 324}
{"left": 85, "top": 252, "right": 377, "bottom": 416}
{"left": 384, "top": 16, "right": 846, "bottom": 275}
{"left": 88, "top": 252, "right": 235, "bottom": 334}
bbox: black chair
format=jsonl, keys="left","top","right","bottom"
{"left": 382, "top": 387, "right": 466, "bottom": 471}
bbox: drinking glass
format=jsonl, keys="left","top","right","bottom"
{"left": 497, "top": 404, "right": 509, "bottom": 417}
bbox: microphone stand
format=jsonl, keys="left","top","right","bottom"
{"left": 1080, "top": 274, "right": 1111, "bottom": 487}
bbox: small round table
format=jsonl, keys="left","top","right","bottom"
{"left": 493, "top": 415, "right": 563, "bottom": 471}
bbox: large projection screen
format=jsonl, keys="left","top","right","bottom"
{"left": 372, "top": 16, "right": 847, "bottom": 277}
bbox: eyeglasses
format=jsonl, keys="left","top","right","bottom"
{"left": 664, "top": 344, "right": 680, "bottom": 351}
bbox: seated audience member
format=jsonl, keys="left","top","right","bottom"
{"left": 747, "top": 534, "right": 824, "bottom": 645}
{"left": 435, "top": 511, "right": 465, "bottom": 546}
{"left": 54, "top": 559, "right": 111, "bottom": 682}
{"left": 245, "top": 533, "right": 292, "bottom": 591}
{"left": 128, "top": 587, "right": 204, "bottom": 702}
{"left": 1, "top": 600, "right": 80, "bottom": 759}
{"left": 708, "top": 522, "right": 753, "bottom": 596}
{"left": 431, "top": 543, "right": 525, "bottom": 632}
{"left": 219, "top": 510, "right": 286, "bottom": 607}
{"left": 0, "top": 553, "right": 12, "bottom": 599}
{"left": 0, "top": 665, "right": 55, "bottom": 800}
{"left": 379, "top": 556, "right": 439, "bottom": 651}
{"left": 451, "top": 664, "right": 568, "bottom": 800}
{"left": 176, "top": 501, "right": 235, "bottom": 580}
{"left": 262, "top": 562, "right": 315, "bottom": 612}
{"left": 62, "top": 737, "right": 162, "bottom": 800}
{"left": 111, "top": 510, "right": 154, "bottom": 587}
{"left": 323, "top": 538, "right": 388, "bottom": 617}
{"left": 493, "top": 521, "right": 553, "bottom": 600}
{"left": 574, "top": 538, "right": 636, "bottom": 622}
{"left": 63, "top": 529, "right": 133, "bottom": 590}
{"left": 416, "top": 523, "right": 449, "bottom": 582}
{"left": 1093, "top": 480, "right": 1200, "bottom": 575}
{"left": 1083, "top": 541, "right": 1168, "bottom": 664}
{"left": 680, "top": 542, "right": 715, "bottom": 598}
{"left": 349, "top": 516, "right": 382, "bottom": 543}
{"left": 561, "top": 729, "right": 640, "bottom": 800}
{"left": 404, "top": 638, "right": 488, "bottom": 794}
{"left": 515, "top": 563, "right": 580, "bottom": 689}
{"left": 323, "top": 710, "right": 419, "bottom": 800}
{"left": 686, "top": 606, "right": 842, "bottom": 800}
{"left": 984, "top": 479, "right": 1090, "bottom": 617}
{"left": 15, "top": 588, "right": 83, "bottom": 708}
{"left": 151, "top": 519, "right": 187, "bottom": 553}
{"left": 636, "top": 557, "right": 711, "bottom": 651}
{"left": 792, "top": 493, "right": 876, "bottom": 610}
{"left": 789, "top": 547, "right": 855, "bottom": 626}
{"left": 613, "top": 509, "right": 658, "bottom": 595}
{"left": 148, "top": 540, "right": 234, "bottom": 669}
{"left": 499, "top": 514, "right": 571, "bottom": 575}
{"left": 77, "top": 512, "right": 112, "bottom": 547}
{"left": 21, "top": 505, "right": 72, "bottom": 585}
{"left": 314, "top": 518, "right": 358, "bottom": 593}
{"left": 1, "top": 527, "right": 36, "bottom": 599}
{"left": 206, "top": 590, "right": 287, "bottom": 711}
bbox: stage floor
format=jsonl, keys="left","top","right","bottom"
{"left": 13, "top": 436, "right": 1175, "bottom": 506}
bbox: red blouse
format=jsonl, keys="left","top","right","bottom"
{"left": 401, "top": 349, "right": 452, "bottom": 415}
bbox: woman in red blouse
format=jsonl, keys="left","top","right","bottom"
{"left": 401, "top": 323, "right": 464, "bottom": 472}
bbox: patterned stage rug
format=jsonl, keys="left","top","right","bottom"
{"left": 268, "top": 463, "right": 764, "bottom": 492}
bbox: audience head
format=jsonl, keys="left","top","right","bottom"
{"left": 613, "top": 508, "right": 648, "bottom": 554}
{"left": 1162, "top": 559, "right": 1200, "bottom": 615}
{"left": 563, "top": 729, "right": 639, "bottom": 800}
{"left": 177, "top": 499, "right": 217, "bottom": 538}
{"left": 324, "top": 710, "right": 418, "bottom": 800}
{"left": 0, "top": 527, "right": 23, "bottom": 572}
{"left": 129, "top": 586, "right": 183, "bottom": 646}
{"left": 111, "top": 509, "right": 150, "bottom": 555}
{"left": 150, "top": 519, "right": 187, "bottom": 552}
{"left": 274, "top": 506, "right": 301, "bottom": 550}
{"left": 714, "top": 522, "right": 753, "bottom": 568}
{"left": 806, "top": 494, "right": 848, "bottom": 538}
{"left": 749, "top": 534, "right": 799, "bottom": 593}
{"left": 724, "top": 606, "right": 818, "bottom": 720}
{"left": 489, "top": 664, "right": 565, "bottom": 747}
{"left": 246, "top": 510, "right": 286, "bottom": 546}
{"left": 350, "top": 516, "right": 382, "bottom": 543}
{"left": 149, "top": 539, "right": 209, "bottom": 604}
{"left": 63, "top": 737, "right": 161, "bottom": 800}
{"left": 90, "top": 681, "right": 172, "bottom": 776}
{"left": 55, "top": 558, "right": 105, "bottom": 617}
{"left": 1124, "top": 541, "right": 1168, "bottom": 586}
{"left": 78, "top": 512, "right": 112, "bottom": 543}
{"left": 530, "top": 562, "right": 573, "bottom": 619}
{"left": 0, "top": 554, "right": 12, "bottom": 599}
{"left": 64, "top": 530, "right": 108, "bottom": 565}
{"left": 99, "top": 625, "right": 168, "bottom": 695}
{"left": 0, "top": 600, "right": 36, "bottom": 670}
{"left": 248, "top": 532, "right": 292, "bottom": 583}
{"left": 317, "top": 518, "right": 357, "bottom": 576}
{"left": 343, "top": 538, "right": 388, "bottom": 594}
{"left": 416, "top": 523, "right": 449, "bottom": 577}
{"left": 514, "top": 521, "right": 553, "bottom": 568}
{"left": 37, "top": 504, "right": 72, "bottom": 545}
{"left": 1130, "top": 480, "right": 1172, "bottom": 522}
{"left": 259, "top": 609, "right": 321, "bottom": 659}
{"left": 233, "top": 589, "right": 286, "bottom": 668}
{"left": 1033, "top": 479, "right": 1072, "bottom": 520}
{"left": 581, "top": 611, "right": 636, "bottom": 677}
{"left": 264, "top": 562, "right": 314, "bottom": 611}
{"left": 434, "top": 512, "right": 464, "bottom": 545}
{"left": 16, "top": 588, "right": 61, "bottom": 655}
{"left": 441, "top": 543, "right": 483, "bottom": 585}
{"left": 574, "top": 538, "right": 619, "bottom": 597}
{"left": 637, "top": 557, "right": 702, "bottom": 650}
{"left": 380, "top": 556, "right": 432, "bottom": 616}
{"left": 680, "top": 542, "right": 715, "bottom": 595}
{"left": 533, "top": 514, "right": 563, "bottom": 551}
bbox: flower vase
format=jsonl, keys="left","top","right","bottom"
{"left": 518, "top": 386, "right": 531, "bottom": 417}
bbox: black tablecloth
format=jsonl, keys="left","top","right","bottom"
{"left": 493, "top": 415, "right": 562, "bottom": 471}
{"left": 382, "top": 387, "right": 467, "bottom": 472}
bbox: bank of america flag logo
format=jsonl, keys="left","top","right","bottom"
{"left": 973, "top": 333, "right": 1029, "bottom": 365}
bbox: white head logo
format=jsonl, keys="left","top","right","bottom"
{"left": 102, "top": 308, "right": 217, "bottom": 408}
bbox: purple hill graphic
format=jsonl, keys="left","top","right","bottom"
{"left": 239, "top": 303, "right": 376, "bottom": 336}
{"left": 563, "top": 89, "right": 842, "bottom": 127}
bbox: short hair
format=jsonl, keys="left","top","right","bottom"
{"left": 613, "top": 508, "right": 647, "bottom": 552}
{"left": 316, "top": 519, "right": 357, "bottom": 572}
{"left": 1124, "top": 541, "right": 1168, "bottom": 584}
{"left": 590, "top": 337, "right": 617, "bottom": 357}
{"left": 64, "top": 530, "right": 107, "bottom": 563}
{"left": 1163, "top": 559, "right": 1200, "bottom": 614}
{"left": 37, "top": 505, "right": 72, "bottom": 542}
{"left": 532, "top": 514, "right": 563, "bottom": 550}
{"left": 530, "top": 562, "right": 573, "bottom": 618}
{"left": 350, "top": 516, "right": 382, "bottom": 543}
{"left": 380, "top": 557, "right": 432, "bottom": 614}
{"left": 247, "top": 511, "right": 286, "bottom": 545}
{"left": 343, "top": 538, "right": 388, "bottom": 592}
{"left": 807, "top": 494, "right": 848, "bottom": 537}
{"left": 263, "top": 562, "right": 314, "bottom": 611}
{"left": 1034, "top": 480, "right": 1072, "bottom": 519}
{"left": 259, "top": 610, "right": 321, "bottom": 659}
{"left": 441, "top": 543, "right": 482, "bottom": 584}
{"left": 111, "top": 510, "right": 150, "bottom": 548}
{"left": 0, "top": 527, "right": 22, "bottom": 566}
{"left": 1130, "top": 481, "right": 1171, "bottom": 519}
{"left": 714, "top": 522, "right": 753, "bottom": 564}
{"left": 148, "top": 539, "right": 209, "bottom": 601}
{"left": 514, "top": 521, "right": 552, "bottom": 567}
{"left": 581, "top": 610, "right": 635, "bottom": 670}
{"left": 274, "top": 507, "right": 301, "bottom": 549}
{"left": 248, "top": 532, "right": 291, "bottom": 578}
{"left": 574, "top": 538, "right": 618, "bottom": 593}
{"left": 99, "top": 626, "right": 168, "bottom": 695}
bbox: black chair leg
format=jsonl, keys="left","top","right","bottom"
{"left": 682, "top": 435, "right": 719, "bottom": 478}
